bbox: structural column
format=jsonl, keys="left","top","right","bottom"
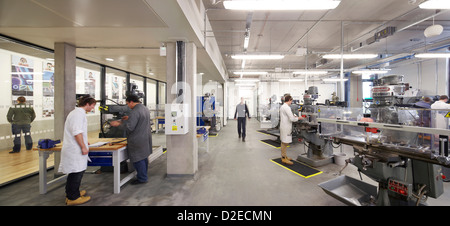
{"left": 53, "top": 42, "right": 77, "bottom": 174}
{"left": 166, "top": 41, "right": 198, "bottom": 177}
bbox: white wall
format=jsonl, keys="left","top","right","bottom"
{"left": 225, "top": 59, "right": 449, "bottom": 119}
{"left": 227, "top": 81, "right": 338, "bottom": 119}
{"left": 389, "top": 58, "right": 448, "bottom": 96}
{"left": 0, "top": 48, "right": 101, "bottom": 149}
{"left": 258, "top": 81, "right": 337, "bottom": 105}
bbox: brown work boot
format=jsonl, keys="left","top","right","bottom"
{"left": 281, "top": 157, "right": 293, "bottom": 165}
{"left": 66, "top": 196, "right": 91, "bottom": 206}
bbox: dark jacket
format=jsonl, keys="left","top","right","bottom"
{"left": 124, "top": 104, "right": 152, "bottom": 163}
{"left": 7, "top": 103, "right": 36, "bottom": 125}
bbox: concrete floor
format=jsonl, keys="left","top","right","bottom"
{"left": 1, "top": 119, "right": 450, "bottom": 206}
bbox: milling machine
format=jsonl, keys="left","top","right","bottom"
{"left": 294, "top": 86, "right": 338, "bottom": 167}
{"left": 318, "top": 75, "right": 450, "bottom": 206}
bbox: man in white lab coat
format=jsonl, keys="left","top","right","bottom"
{"left": 58, "top": 96, "right": 97, "bottom": 206}
{"left": 431, "top": 95, "right": 450, "bottom": 129}
{"left": 279, "top": 95, "right": 304, "bottom": 165}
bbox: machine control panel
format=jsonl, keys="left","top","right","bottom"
{"left": 165, "top": 103, "right": 189, "bottom": 135}
{"left": 388, "top": 179, "right": 411, "bottom": 197}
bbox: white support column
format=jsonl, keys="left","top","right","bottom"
{"left": 166, "top": 41, "right": 198, "bottom": 178}
{"left": 53, "top": 42, "right": 76, "bottom": 176}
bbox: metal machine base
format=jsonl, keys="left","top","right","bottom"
{"left": 297, "top": 154, "right": 333, "bottom": 167}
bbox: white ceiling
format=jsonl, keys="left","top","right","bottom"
{"left": 0, "top": 0, "right": 224, "bottom": 83}
{"left": 0, "top": 0, "right": 449, "bottom": 83}
{"left": 203, "top": 0, "right": 450, "bottom": 80}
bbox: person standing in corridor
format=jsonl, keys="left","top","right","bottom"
{"left": 234, "top": 97, "right": 250, "bottom": 142}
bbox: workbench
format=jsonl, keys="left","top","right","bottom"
{"left": 35, "top": 138, "right": 162, "bottom": 194}
{"left": 197, "top": 126, "right": 210, "bottom": 152}
{"left": 155, "top": 116, "right": 165, "bottom": 134}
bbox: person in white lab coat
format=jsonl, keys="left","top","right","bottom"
{"left": 279, "top": 95, "right": 304, "bottom": 165}
{"left": 431, "top": 95, "right": 450, "bottom": 129}
{"left": 58, "top": 96, "right": 97, "bottom": 206}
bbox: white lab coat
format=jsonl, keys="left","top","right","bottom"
{"left": 279, "top": 103, "right": 299, "bottom": 143}
{"left": 58, "top": 107, "right": 89, "bottom": 174}
{"left": 431, "top": 101, "right": 450, "bottom": 129}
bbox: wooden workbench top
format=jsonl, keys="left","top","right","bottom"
{"left": 33, "top": 138, "right": 128, "bottom": 152}
{"left": 196, "top": 126, "right": 211, "bottom": 138}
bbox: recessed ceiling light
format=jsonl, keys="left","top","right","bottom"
{"left": 415, "top": 53, "right": 450, "bottom": 58}
{"left": 419, "top": 0, "right": 450, "bottom": 9}
{"left": 223, "top": 0, "right": 341, "bottom": 10}
{"left": 353, "top": 70, "right": 389, "bottom": 74}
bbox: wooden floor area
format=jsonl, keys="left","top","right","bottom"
{"left": 0, "top": 131, "right": 101, "bottom": 187}
{"left": 0, "top": 147, "right": 54, "bottom": 186}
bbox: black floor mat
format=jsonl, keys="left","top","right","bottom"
{"left": 257, "top": 130, "right": 280, "bottom": 137}
{"left": 208, "top": 132, "right": 218, "bottom": 137}
{"left": 257, "top": 130, "right": 273, "bottom": 136}
{"left": 260, "top": 139, "right": 282, "bottom": 148}
{"left": 271, "top": 158, "right": 322, "bottom": 178}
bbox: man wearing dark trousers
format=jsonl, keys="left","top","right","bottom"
{"left": 7, "top": 96, "right": 36, "bottom": 153}
{"left": 234, "top": 97, "right": 250, "bottom": 142}
{"left": 110, "top": 95, "right": 152, "bottom": 184}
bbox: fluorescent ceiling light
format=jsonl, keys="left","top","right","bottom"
{"left": 419, "top": 0, "right": 450, "bottom": 9}
{"left": 353, "top": 70, "right": 389, "bottom": 74}
{"left": 231, "top": 54, "right": 284, "bottom": 60}
{"left": 322, "top": 78, "right": 348, "bottom": 82}
{"left": 292, "top": 70, "right": 328, "bottom": 75}
{"left": 243, "top": 36, "right": 250, "bottom": 49}
{"left": 279, "top": 79, "right": 304, "bottom": 82}
{"left": 235, "top": 79, "right": 260, "bottom": 82}
{"left": 223, "top": 0, "right": 341, "bottom": 10}
{"left": 415, "top": 53, "right": 450, "bottom": 58}
{"left": 233, "top": 71, "right": 268, "bottom": 75}
{"left": 105, "top": 58, "right": 114, "bottom": 61}
{"left": 322, "top": 54, "right": 378, "bottom": 59}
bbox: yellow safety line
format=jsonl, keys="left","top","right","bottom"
{"left": 256, "top": 131, "right": 271, "bottom": 136}
{"left": 270, "top": 159, "right": 322, "bottom": 178}
{"left": 259, "top": 140, "right": 281, "bottom": 149}
{"left": 259, "top": 140, "right": 289, "bottom": 149}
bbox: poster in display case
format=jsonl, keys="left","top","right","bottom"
{"left": 42, "top": 60, "right": 55, "bottom": 117}
{"left": 11, "top": 55, "right": 34, "bottom": 96}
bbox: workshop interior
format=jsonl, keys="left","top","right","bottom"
{"left": 1, "top": 0, "right": 450, "bottom": 207}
